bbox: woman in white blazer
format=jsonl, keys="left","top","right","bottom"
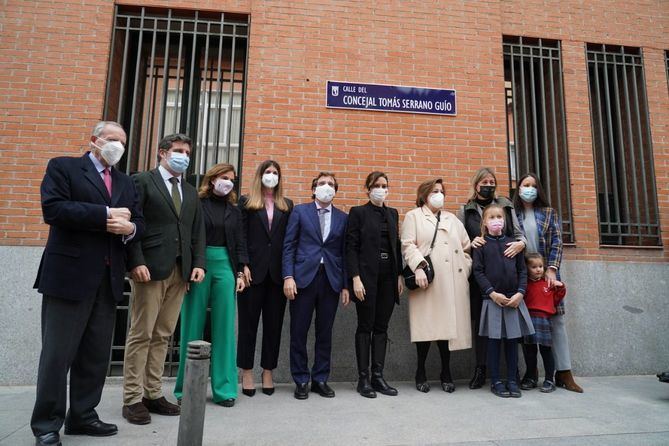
{"left": 401, "top": 178, "right": 472, "bottom": 393}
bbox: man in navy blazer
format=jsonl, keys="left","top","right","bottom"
{"left": 31, "top": 121, "right": 144, "bottom": 446}
{"left": 282, "top": 172, "right": 349, "bottom": 400}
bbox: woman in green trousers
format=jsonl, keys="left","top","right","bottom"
{"left": 174, "top": 163, "right": 246, "bottom": 407}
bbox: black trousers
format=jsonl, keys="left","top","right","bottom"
{"left": 31, "top": 274, "right": 115, "bottom": 436}
{"left": 237, "top": 277, "right": 287, "bottom": 370}
{"left": 355, "top": 259, "right": 396, "bottom": 336}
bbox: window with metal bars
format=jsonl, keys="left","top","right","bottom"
{"left": 503, "top": 36, "right": 574, "bottom": 243}
{"left": 103, "top": 5, "right": 248, "bottom": 377}
{"left": 666, "top": 50, "right": 669, "bottom": 89}
{"left": 103, "top": 5, "right": 248, "bottom": 184}
{"left": 586, "top": 44, "right": 660, "bottom": 246}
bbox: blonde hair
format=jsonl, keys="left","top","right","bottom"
{"left": 480, "top": 204, "right": 505, "bottom": 237}
{"left": 468, "top": 167, "right": 498, "bottom": 201}
{"left": 198, "top": 163, "right": 237, "bottom": 203}
{"left": 245, "top": 160, "right": 289, "bottom": 211}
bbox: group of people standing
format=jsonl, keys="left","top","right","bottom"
{"left": 29, "top": 120, "right": 582, "bottom": 446}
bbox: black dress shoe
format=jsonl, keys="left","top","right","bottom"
{"left": 35, "top": 432, "right": 61, "bottom": 446}
{"left": 441, "top": 382, "right": 455, "bottom": 393}
{"left": 311, "top": 381, "right": 335, "bottom": 398}
{"left": 217, "top": 399, "right": 235, "bottom": 407}
{"left": 469, "top": 365, "right": 486, "bottom": 389}
{"left": 64, "top": 419, "right": 118, "bottom": 436}
{"left": 294, "top": 383, "right": 309, "bottom": 400}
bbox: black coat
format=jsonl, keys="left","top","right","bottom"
{"left": 239, "top": 195, "right": 293, "bottom": 284}
{"left": 345, "top": 202, "right": 402, "bottom": 305}
{"left": 201, "top": 196, "right": 248, "bottom": 274}
{"left": 34, "top": 153, "right": 145, "bottom": 302}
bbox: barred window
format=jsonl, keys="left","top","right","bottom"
{"left": 103, "top": 6, "right": 248, "bottom": 377}
{"left": 103, "top": 5, "right": 248, "bottom": 184}
{"left": 503, "top": 36, "right": 574, "bottom": 243}
{"left": 586, "top": 44, "right": 660, "bottom": 246}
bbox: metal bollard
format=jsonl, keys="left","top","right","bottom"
{"left": 177, "top": 340, "right": 211, "bottom": 446}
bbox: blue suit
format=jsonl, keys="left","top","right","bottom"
{"left": 282, "top": 202, "right": 347, "bottom": 383}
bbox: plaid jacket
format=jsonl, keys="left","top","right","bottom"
{"left": 516, "top": 206, "right": 565, "bottom": 314}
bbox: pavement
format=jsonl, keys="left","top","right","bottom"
{"left": 1, "top": 375, "right": 668, "bottom": 445}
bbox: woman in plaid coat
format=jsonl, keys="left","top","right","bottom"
{"left": 513, "top": 172, "right": 583, "bottom": 393}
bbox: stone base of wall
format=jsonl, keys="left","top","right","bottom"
{"left": 2, "top": 246, "right": 667, "bottom": 385}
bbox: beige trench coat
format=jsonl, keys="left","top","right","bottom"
{"left": 401, "top": 206, "right": 472, "bottom": 349}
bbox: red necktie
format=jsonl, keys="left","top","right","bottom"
{"left": 103, "top": 168, "right": 112, "bottom": 196}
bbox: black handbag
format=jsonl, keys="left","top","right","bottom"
{"left": 402, "top": 211, "right": 440, "bottom": 290}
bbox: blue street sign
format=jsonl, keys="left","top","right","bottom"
{"left": 326, "top": 81, "right": 456, "bottom": 116}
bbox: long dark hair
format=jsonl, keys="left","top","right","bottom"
{"left": 513, "top": 172, "right": 550, "bottom": 209}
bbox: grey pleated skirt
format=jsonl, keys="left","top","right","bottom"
{"left": 478, "top": 299, "right": 535, "bottom": 340}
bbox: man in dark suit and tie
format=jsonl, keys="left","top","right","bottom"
{"left": 122, "top": 133, "right": 206, "bottom": 425}
{"left": 282, "top": 172, "right": 349, "bottom": 400}
{"left": 31, "top": 121, "right": 144, "bottom": 446}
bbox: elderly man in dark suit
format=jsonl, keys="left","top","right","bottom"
{"left": 122, "top": 133, "right": 206, "bottom": 425}
{"left": 282, "top": 172, "right": 349, "bottom": 400}
{"left": 31, "top": 121, "right": 144, "bottom": 446}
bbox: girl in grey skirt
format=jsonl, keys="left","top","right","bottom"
{"left": 472, "top": 204, "right": 534, "bottom": 398}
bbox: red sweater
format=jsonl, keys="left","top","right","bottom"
{"left": 524, "top": 278, "right": 566, "bottom": 317}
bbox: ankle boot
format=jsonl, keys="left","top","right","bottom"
{"left": 555, "top": 370, "right": 583, "bottom": 393}
{"left": 371, "top": 333, "right": 398, "bottom": 396}
{"left": 355, "top": 333, "right": 376, "bottom": 398}
{"left": 468, "top": 365, "right": 486, "bottom": 389}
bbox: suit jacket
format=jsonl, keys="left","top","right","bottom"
{"left": 239, "top": 195, "right": 293, "bottom": 284}
{"left": 34, "top": 153, "right": 144, "bottom": 302}
{"left": 346, "top": 202, "right": 402, "bottom": 305}
{"left": 282, "top": 202, "right": 348, "bottom": 292}
{"left": 200, "top": 196, "right": 247, "bottom": 273}
{"left": 127, "top": 168, "right": 206, "bottom": 282}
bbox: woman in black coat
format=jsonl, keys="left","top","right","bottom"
{"left": 237, "top": 160, "right": 293, "bottom": 396}
{"left": 346, "top": 171, "right": 403, "bottom": 398}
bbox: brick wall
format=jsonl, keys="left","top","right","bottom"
{"left": 1, "top": 0, "right": 667, "bottom": 262}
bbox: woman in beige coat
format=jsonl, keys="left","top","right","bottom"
{"left": 401, "top": 178, "right": 472, "bottom": 393}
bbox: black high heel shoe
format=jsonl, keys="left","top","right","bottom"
{"left": 261, "top": 370, "right": 275, "bottom": 395}
{"left": 242, "top": 388, "right": 256, "bottom": 397}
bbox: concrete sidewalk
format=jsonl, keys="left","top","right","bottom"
{"left": 2, "top": 376, "right": 668, "bottom": 445}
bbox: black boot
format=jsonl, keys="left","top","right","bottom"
{"left": 355, "top": 333, "right": 376, "bottom": 398}
{"left": 370, "top": 333, "right": 398, "bottom": 396}
{"left": 469, "top": 365, "right": 486, "bottom": 389}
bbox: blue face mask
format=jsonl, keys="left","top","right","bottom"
{"left": 519, "top": 186, "right": 538, "bottom": 203}
{"left": 167, "top": 152, "right": 190, "bottom": 173}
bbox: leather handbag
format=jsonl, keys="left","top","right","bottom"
{"left": 402, "top": 211, "right": 440, "bottom": 290}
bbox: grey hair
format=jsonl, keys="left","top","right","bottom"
{"left": 92, "top": 121, "right": 124, "bottom": 137}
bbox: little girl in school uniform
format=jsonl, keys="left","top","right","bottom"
{"left": 473, "top": 204, "right": 534, "bottom": 398}
{"left": 521, "top": 252, "right": 566, "bottom": 393}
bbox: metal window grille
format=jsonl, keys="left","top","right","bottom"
{"left": 103, "top": 6, "right": 248, "bottom": 377}
{"left": 666, "top": 50, "right": 669, "bottom": 89}
{"left": 586, "top": 44, "right": 660, "bottom": 246}
{"left": 103, "top": 5, "right": 248, "bottom": 183}
{"left": 503, "top": 36, "right": 574, "bottom": 243}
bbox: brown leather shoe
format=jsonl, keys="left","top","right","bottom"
{"left": 142, "top": 396, "right": 181, "bottom": 416}
{"left": 555, "top": 370, "right": 584, "bottom": 393}
{"left": 122, "top": 402, "right": 151, "bottom": 425}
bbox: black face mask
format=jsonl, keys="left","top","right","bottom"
{"left": 478, "top": 185, "right": 496, "bottom": 199}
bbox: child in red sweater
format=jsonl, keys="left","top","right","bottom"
{"left": 522, "top": 253, "right": 566, "bottom": 393}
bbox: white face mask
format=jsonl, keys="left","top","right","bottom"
{"left": 428, "top": 192, "right": 444, "bottom": 209}
{"left": 262, "top": 172, "right": 279, "bottom": 189}
{"left": 213, "top": 178, "right": 234, "bottom": 196}
{"left": 314, "top": 184, "right": 335, "bottom": 203}
{"left": 369, "top": 187, "right": 388, "bottom": 205}
{"left": 94, "top": 138, "right": 125, "bottom": 166}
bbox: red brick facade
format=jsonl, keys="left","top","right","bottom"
{"left": 1, "top": 0, "right": 667, "bottom": 263}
